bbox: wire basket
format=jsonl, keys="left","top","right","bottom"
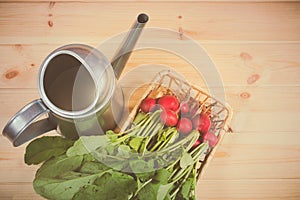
{"left": 122, "top": 70, "right": 232, "bottom": 180}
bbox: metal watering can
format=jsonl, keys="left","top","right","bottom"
{"left": 2, "top": 13, "right": 149, "bottom": 146}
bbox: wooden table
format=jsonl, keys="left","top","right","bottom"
{"left": 0, "top": 1, "right": 299, "bottom": 199}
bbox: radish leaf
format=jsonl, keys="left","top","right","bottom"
{"left": 25, "top": 136, "right": 74, "bottom": 165}
{"left": 180, "top": 152, "right": 194, "bottom": 169}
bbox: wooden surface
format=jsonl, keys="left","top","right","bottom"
{"left": 0, "top": 1, "right": 300, "bottom": 200}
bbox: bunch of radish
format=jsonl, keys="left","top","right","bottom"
{"left": 140, "top": 94, "right": 218, "bottom": 147}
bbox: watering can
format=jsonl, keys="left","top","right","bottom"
{"left": 2, "top": 13, "right": 149, "bottom": 146}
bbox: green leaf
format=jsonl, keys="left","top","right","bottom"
{"left": 58, "top": 171, "right": 91, "bottom": 180}
{"left": 93, "top": 172, "right": 111, "bottom": 186}
{"left": 25, "top": 136, "right": 74, "bottom": 165}
{"left": 79, "top": 161, "right": 109, "bottom": 174}
{"left": 82, "top": 153, "right": 96, "bottom": 162}
{"left": 34, "top": 171, "right": 105, "bottom": 200}
{"left": 36, "top": 154, "right": 83, "bottom": 179}
{"left": 107, "top": 171, "right": 137, "bottom": 193}
{"left": 72, "top": 185, "right": 105, "bottom": 200}
{"left": 105, "top": 130, "right": 119, "bottom": 143}
{"left": 137, "top": 181, "right": 173, "bottom": 200}
{"left": 135, "top": 171, "right": 156, "bottom": 183}
{"left": 129, "top": 159, "right": 154, "bottom": 174}
{"left": 66, "top": 136, "right": 108, "bottom": 157}
{"left": 164, "top": 193, "right": 171, "bottom": 200}
{"left": 105, "top": 144, "right": 116, "bottom": 155}
{"left": 137, "top": 182, "right": 159, "bottom": 200}
{"left": 92, "top": 152, "right": 128, "bottom": 171}
{"left": 180, "top": 152, "right": 194, "bottom": 169}
{"left": 72, "top": 184, "right": 129, "bottom": 200}
{"left": 129, "top": 137, "right": 144, "bottom": 152}
{"left": 153, "top": 168, "right": 172, "bottom": 184}
{"left": 157, "top": 183, "right": 173, "bottom": 200}
{"left": 137, "top": 168, "right": 173, "bottom": 200}
{"left": 133, "top": 112, "right": 146, "bottom": 124}
{"left": 179, "top": 177, "right": 194, "bottom": 199}
{"left": 93, "top": 171, "right": 137, "bottom": 199}
{"left": 117, "top": 144, "right": 132, "bottom": 158}
{"left": 138, "top": 168, "right": 173, "bottom": 200}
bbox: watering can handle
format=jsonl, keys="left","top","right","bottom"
{"left": 111, "top": 13, "right": 149, "bottom": 79}
{"left": 2, "top": 99, "right": 57, "bottom": 146}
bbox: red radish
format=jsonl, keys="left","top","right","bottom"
{"left": 177, "top": 118, "right": 193, "bottom": 134}
{"left": 192, "top": 113, "right": 211, "bottom": 133}
{"left": 193, "top": 139, "right": 201, "bottom": 147}
{"left": 203, "top": 132, "right": 218, "bottom": 147}
{"left": 180, "top": 102, "right": 190, "bottom": 115}
{"left": 160, "top": 109, "right": 178, "bottom": 127}
{"left": 158, "top": 95, "right": 180, "bottom": 111}
{"left": 140, "top": 97, "right": 156, "bottom": 113}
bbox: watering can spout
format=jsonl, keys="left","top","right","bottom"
{"left": 111, "top": 13, "right": 149, "bottom": 79}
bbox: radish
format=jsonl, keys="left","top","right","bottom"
{"left": 203, "top": 132, "right": 218, "bottom": 147}
{"left": 140, "top": 97, "right": 156, "bottom": 113}
{"left": 158, "top": 95, "right": 180, "bottom": 112}
{"left": 192, "top": 113, "right": 211, "bottom": 133}
{"left": 177, "top": 118, "right": 193, "bottom": 134}
{"left": 180, "top": 102, "right": 190, "bottom": 115}
{"left": 160, "top": 109, "right": 178, "bottom": 127}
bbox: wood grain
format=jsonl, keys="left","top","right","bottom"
{"left": 197, "top": 179, "right": 300, "bottom": 200}
{"left": 1, "top": 44, "right": 299, "bottom": 88}
{"left": 0, "top": 183, "right": 43, "bottom": 200}
{"left": 0, "top": 2, "right": 299, "bottom": 44}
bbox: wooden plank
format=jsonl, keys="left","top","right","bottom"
{"left": 0, "top": 132, "right": 56, "bottom": 184}
{"left": 0, "top": 179, "right": 299, "bottom": 200}
{"left": 0, "top": 2, "right": 299, "bottom": 43}
{"left": 0, "top": 183, "right": 43, "bottom": 200}
{"left": 203, "top": 132, "right": 300, "bottom": 180}
{"left": 0, "top": 43, "right": 299, "bottom": 88}
{"left": 230, "top": 111, "right": 300, "bottom": 133}
{"left": 197, "top": 179, "right": 300, "bottom": 200}
{"left": 0, "top": 136, "right": 39, "bottom": 183}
